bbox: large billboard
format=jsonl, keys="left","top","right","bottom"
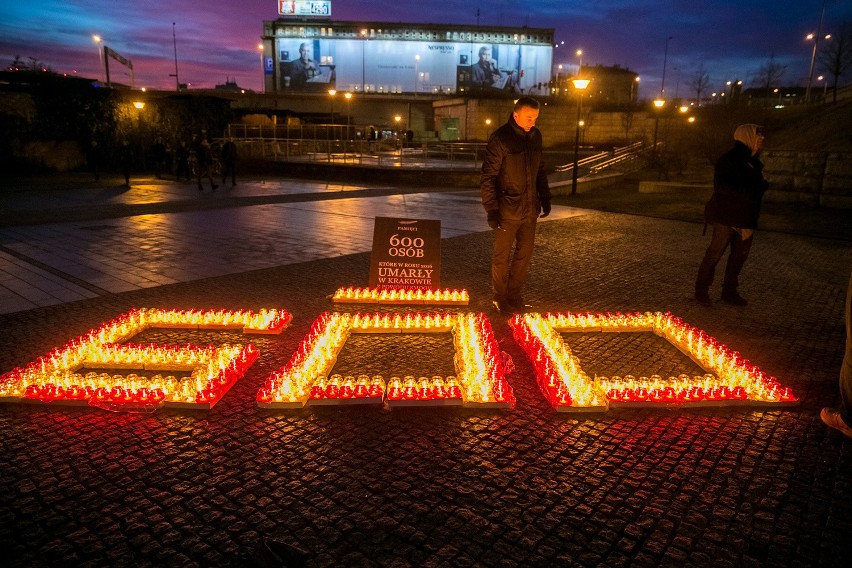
{"left": 275, "top": 37, "right": 553, "bottom": 95}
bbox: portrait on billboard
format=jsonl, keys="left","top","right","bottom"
{"left": 278, "top": 40, "right": 336, "bottom": 91}
{"left": 468, "top": 45, "right": 522, "bottom": 94}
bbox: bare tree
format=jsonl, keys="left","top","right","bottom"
{"left": 752, "top": 54, "right": 786, "bottom": 90}
{"left": 686, "top": 64, "right": 711, "bottom": 106}
{"left": 818, "top": 20, "right": 852, "bottom": 104}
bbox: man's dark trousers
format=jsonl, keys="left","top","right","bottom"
{"left": 492, "top": 217, "right": 537, "bottom": 304}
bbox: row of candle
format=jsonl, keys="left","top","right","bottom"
{"left": 11, "top": 343, "right": 258, "bottom": 406}
{"left": 386, "top": 376, "right": 463, "bottom": 402}
{"left": 132, "top": 308, "right": 291, "bottom": 333}
{"left": 0, "top": 308, "right": 271, "bottom": 408}
{"left": 309, "top": 374, "right": 386, "bottom": 400}
{"left": 332, "top": 287, "right": 469, "bottom": 305}
{"left": 453, "top": 313, "right": 514, "bottom": 406}
{"left": 257, "top": 312, "right": 513, "bottom": 408}
{"left": 509, "top": 314, "right": 605, "bottom": 409}
{"left": 509, "top": 311, "right": 798, "bottom": 410}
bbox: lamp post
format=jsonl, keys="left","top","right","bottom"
{"left": 576, "top": 49, "right": 583, "bottom": 71}
{"left": 92, "top": 35, "right": 103, "bottom": 82}
{"left": 571, "top": 78, "right": 590, "bottom": 195}
{"left": 660, "top": 36, "right": 672, "bottom": 97}
{"left": 805, "top": 0, "right": 827, "bottom": 103}
{"left": 555, "top": 64, "right": 562, "bottom": 96}
{"left": 170, "top": 23, "right": 181, "bottom": 91}
{"left": 257, "top": 43, "right": 265, "bottom": 93}
{"left": 327, "top": 89, "right": 336, "bottom": 160}
{"left": 394, "top": 115, "right": 402, "bottom": 150}
{"left": 651, "top": 98, "right": 665, "bottom": 159}
{"left": 344, "top": 92, "right": 353, "bottom": 138}
{"left": 630, "top": 75, "right": 640, "bottom": 105}
{"left": 726, "top": 79, "right": 741, "bottom": 103}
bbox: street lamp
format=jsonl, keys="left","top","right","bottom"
{"left": 92, "top": 35, "right": 103, "bottom": 82}
{"left": 630, "top": 76, "right": 640, "bottom": 105}
{"left": 660, "top": 36, "right": 672, "bottom": 97}
{"left": 328, "top": 89, "right": 336, "bottom": 155}
{"left": 576, "top": 49, "right": 583, "bottom": 71}
{"left": 805, "top": 0, "right": 828, "bottom": 103}
{"left": 817, "top": 75, "right": 829, "bottom": 101}
{"left": 571, "top": 78, "right": 590, "bottom": 196}
{"left": 651, "top": 98, "right": 665, "bottom": 159}
{"left": 257, "top": 43, "right": 264, "bottom": 93}
{"left": 555, "top": 64, "right": 562, "bottom": 96}
{"left": 344, "top": 92, "right": 353, "bottom": 138}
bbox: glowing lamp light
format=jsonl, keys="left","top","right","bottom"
{"left": 508, "top": 311, "right": 798, "bottom": 413}
{"left": 0, "top": 308, "right": 291, "bottom": 410}
{"left": 332, "top": 286, "right": 469, "bottom": 305}
{"left": 257, "top": 311, "right": 513, "bottom": 409}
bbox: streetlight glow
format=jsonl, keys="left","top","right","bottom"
{"left": 92, "top": 35, "right": 104, "bottom": 82}
{"left": 652, "top": 98, "right": 665, "bottom": 159}
{"left": 570, "top": 78, "right": 590, "bottom": 196}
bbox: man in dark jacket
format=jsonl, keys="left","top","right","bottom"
{"left": 480, "top": 96, "right": 551, "bottom": 313}
{"left": 695, "top": 124, "right": 768, "bottom": 306}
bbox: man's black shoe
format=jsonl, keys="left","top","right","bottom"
{"left": 721, "top": 290, "right": 748, "bottom": 306}
{"left": 492, "top": 300, "right": 510, "bottom": 313}
{"left": 694, "top": 288, "right": 712, "bottom": 306}
{"left": 508, "top": 299, "right": 529, "bottom": 312}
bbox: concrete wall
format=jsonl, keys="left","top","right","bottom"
{"left": 763, "top": 151, "right": 852, "bottom": 208}
{"left": 433, "top": 99, "right": 656, "bottom": 146}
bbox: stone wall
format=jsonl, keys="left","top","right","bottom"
{"left": 763, "top": 151, "right": 852, "bottom": 208}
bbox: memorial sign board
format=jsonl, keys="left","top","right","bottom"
{"left": 369, "top": 217, "right": 441, "bottom": 289}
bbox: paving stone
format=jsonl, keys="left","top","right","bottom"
{"left": 1, "top": 177, "right": 852, "bottom": 566}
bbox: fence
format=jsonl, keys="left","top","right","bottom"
{"left": 225, "top": 124, "right": 485, "bottom": 169}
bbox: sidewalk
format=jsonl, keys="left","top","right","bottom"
{"left": 1, "top": 173, "right": 851, "bottom": 566}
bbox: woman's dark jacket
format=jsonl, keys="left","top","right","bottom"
{"left": 704, "top": 140, "right": 768, "bottom": 229}
{"left": 480, "top": 114, "right": 551, "bottom": 221}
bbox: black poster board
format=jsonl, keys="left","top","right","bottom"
{"left": 369, "top": 217, "right": 441, "bottom": 289}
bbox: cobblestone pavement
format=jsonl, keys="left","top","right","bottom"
{"left": 1, "top": 174, "right": 851, "bottom": 567}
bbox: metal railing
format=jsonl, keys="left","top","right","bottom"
{"left": 225, "top": 124, "right": 486, "bottom": 169}
{"left": 555, "top": 141, "right": 646, "bottom": 174}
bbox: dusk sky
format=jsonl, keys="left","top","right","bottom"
{"left": 2, "top": 1, "right": 850, "bottom": 98}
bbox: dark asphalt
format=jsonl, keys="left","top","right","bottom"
{"left": 1, "top": 173, "right": 851, "bottom": 567}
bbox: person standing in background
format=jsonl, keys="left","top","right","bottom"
{"left": 220, "top": 138, "right": 237, "bottom": 187}
{"left": 694, "top": 124, "right": 768, "bottom": 306}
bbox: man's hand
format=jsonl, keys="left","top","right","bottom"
{"left": 540, "top": 200, "right": 551, "bottom": 218}
{"left": 487, "top": 211, "right": 501, "bottom": 230}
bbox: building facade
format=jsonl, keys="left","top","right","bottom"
{"left": 260, "top": 16, "right": 554, "bottom": 97}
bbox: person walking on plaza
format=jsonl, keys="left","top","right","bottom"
{"left": 694, "top": 124, "right": 768, "bottom": 306}
{"left": 119, "top": 139, "right": 132, "bottom": 188}
{"left": 195, "top": 138, "right": 218, "bottom": 191}
{"left": 150, "top": 137, "right": 168, "bottom": 179}
{"left": 220, "top": 138, "right": 237, "bottom": 187}
{"left": 175, "top": 139, "right": 191, "bottom": 182}
{"left": 480, "top": 96, "right": 551, "bottom": 313}
{"left": 821, "top": 271, "right": 852, "bottom": 438}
